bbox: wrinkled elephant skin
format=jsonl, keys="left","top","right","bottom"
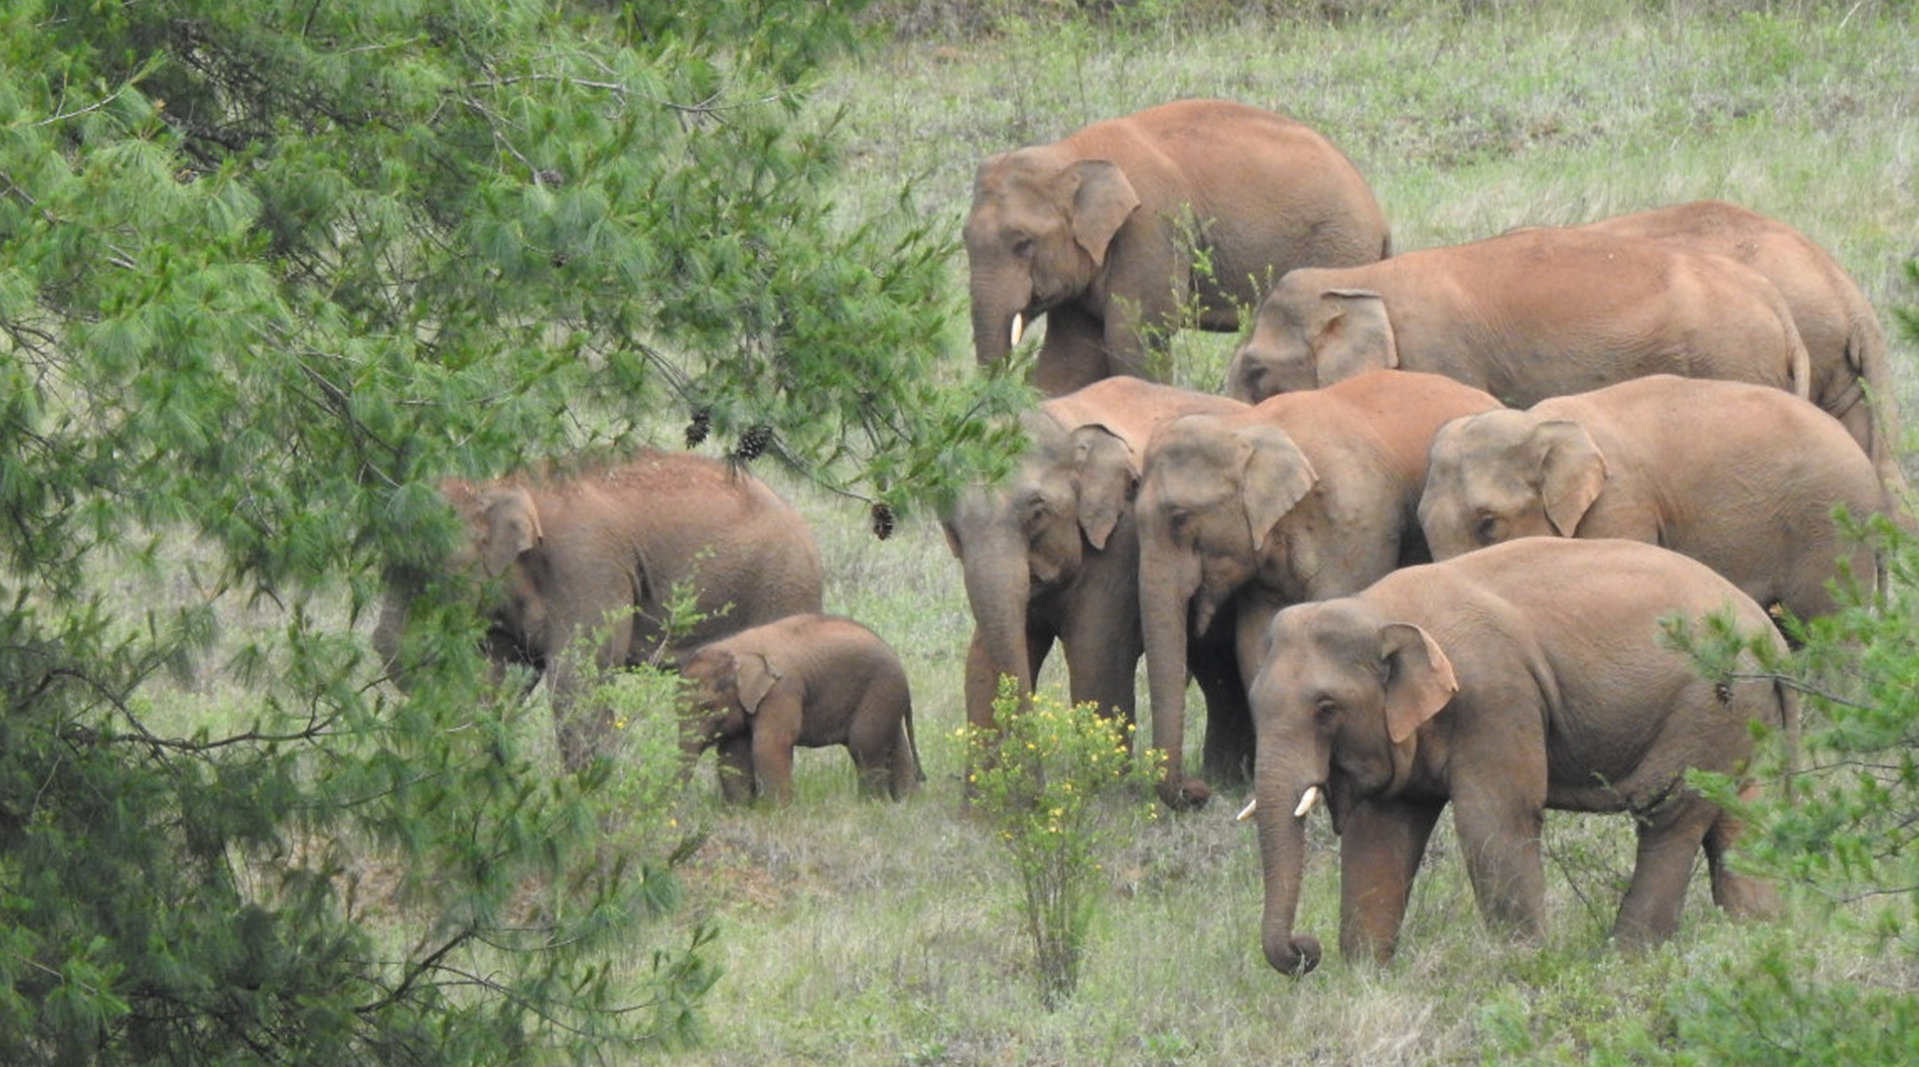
{"left": 943, "top": 377, "right": 1245, "bottom": 747}
{"left": 1576, "top": 200, "right": 1906, "bottom": 497}
{"left": 375, "top": 449, "right": 824, "bottom": 771}
{"left": 966, "top": 99, "right": 1389, "bottom": 396}
{"left": 679, "top": 614, "right": 921, "bottom": 804}
{"left": 1227, "top": 226, "right": 1810, "bottom": 412}
{"left": 1134, "top": 370, "right": 1501, "bottom": 809}
{"left": 1419, "top": 374, "right": 1886, "bottom": 622}
{"left": 1247, "top": 538, "right": 1791, "bottom": 975}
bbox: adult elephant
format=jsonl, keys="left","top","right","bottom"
{"left": 1134, "top": 370, "right": 1501, "bottom": 810}
{"left": 1418, "top": 375, "right": 1885, "bottom": 623}
{"left": 1575, "top": 200, "right": 1907, "bottom": 497}
{"left": 374, "top": 449, "right": 825, "bottom": 770}
{"left": 1246, "top": 538, "right": 1791, "bottom": 976}
{"left": 1225, "top": 226, "right": 1810, "bottom": 410}
{"left": 966, "top": 98, "right": 1390, "bottom": 396}
{"left": 943, "top": 377, "right": 1246, "bottom": 752}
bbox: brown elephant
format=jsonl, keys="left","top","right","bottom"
{"left": 1575, "top": 200, "right": 1905, "bottom": 496}
{"left": 942, "top": 377, "right": 1246, "bottom": 758}
{"left": 1134, "top": 370, "right": 1501, "bottom": 810}
{"left": 1418, "top": 375, "right": 1885, "bottom": 623}
{"left": 1225, "top": 226, "right": 1811, "bottom": 410}
{"left": 1246, "top": 538, "right": 1792, "bottom": 976}
{"left": 374, "top": 449, "right": 825, "bottom": 770}
{"left": 677, "top": 614, "right": 920, "bottom": 804}
{"left": 965, "top": 98, "right": 1390, "bottom": 396}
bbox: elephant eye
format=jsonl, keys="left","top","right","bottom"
{"left": 1313, "top": 698, "right": 1340, "bottom": 725}
{"left": 1021, "top": 496, "right": 1052, "bottom": 536}
{"left": 1011, "top": 236, "right": 1035, "bottom": 258}
{"left": 1474, "top": 513, "right": 1501, "bottom": 545}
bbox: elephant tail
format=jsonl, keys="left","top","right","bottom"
{"left": 1845, "top": 314, "right": 1916, "bottom": 522}
{"left": 904, "top": 696, "right": 926, "bottom": 785}
{"left": 1775, "top": 675, "right": 1801, "bottom": 805}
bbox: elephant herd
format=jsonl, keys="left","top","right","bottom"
{"left": 952, "top": 98, "right": 1907, "bottom": 975}
{"left": 380, "top": 97, "right": 1909, "bottom": 980}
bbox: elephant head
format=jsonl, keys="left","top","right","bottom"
{"left": 1246, "top": 599, "right": 1458, "bottom": 976}
{"left": 964, "top": 147, "right": 1142, "bottom": 368}
{"left": 677, "top": 646, "right": 781, "bottom": 755}
{"left": 1228, "top": 279, "right": 1396, "bottom": 403}
{"left": 1417, "top": 410, "right": 1609, "bottom": 561}
{"left": 944, "top": 410, "right": 1137, "bottom": 710}
{"left": 1135, "top": 414, "right": 1320, "bottom": 807}
{"left": 460, "top": 485, "right": 544, "bottom": 577}
{"left": 373, "top": 483, "right": 548, "bottom": 676}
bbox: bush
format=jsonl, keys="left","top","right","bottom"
{"left": 962, "top": 680, "right": 1157, "bottom": 1008}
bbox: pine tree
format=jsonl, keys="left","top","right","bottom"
{"left": 0, "top": 1, "right": 1018, "bottom": 1061}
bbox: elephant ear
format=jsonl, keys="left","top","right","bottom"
{"left": 1071, "top": 424, "right": 1137, "bottom": 550}
{"left": 478, "top": 487, "right": 543, "bottom": 577}
{"left": 1315, "top": 289, "right": 1397, "bottom": 385}
{"left": 1238, "top": 424, "right": 1319, "bottom": 546}
{"left": 736, "top": 652, "right": 784, "bottom": 716}
{"left": 1063, "top": 159, "right": 1140, "bottom": 267}
{"left": 1379, "top": 622, "right": 1458, "bottom": 744}
{"left": 1533, "top": 420, "right": 1609, "bottom": 537}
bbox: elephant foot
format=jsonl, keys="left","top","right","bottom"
{"left": 1156, "top": 776, "right": 1212, "bottom": 812}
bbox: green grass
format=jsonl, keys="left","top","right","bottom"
{"left": 134, "top": 3, "right": 1919, "bottom": 1063}
{"left": 646, "top": 6, "right": 1919, "bottom": 1064}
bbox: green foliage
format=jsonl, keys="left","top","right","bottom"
{"left": 0, "top": 0, "right": 1021, "bottom": 1062}
{"left": 962, "top": 680, "right": 1156, "bottom": 1009}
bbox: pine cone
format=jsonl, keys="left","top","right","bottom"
{"left": 684, "top": 409, "right": 711, "bottom": 448}
{"left": 734, "top": 424, "right": 773, "bottom": 461}
{"left": 870, "top": 502, "right": 896, "bottom": 541}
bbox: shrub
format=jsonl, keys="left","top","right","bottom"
{"left": 962, "top": 680, "right": 1157, "bottom": 1008}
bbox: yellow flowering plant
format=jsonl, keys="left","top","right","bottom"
{"left": 961, "top": 677, "right": 1158, "bottom": 1009}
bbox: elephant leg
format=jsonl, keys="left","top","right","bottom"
{"left": 963, "top": 633, "right": 1001, "bottom": 733}
{"left": 749, "top": 689, "right": 804, "bottom": 805}
{"left": 1032, "top": 304, "right": 1114, "bottom": 396}
{"left": 1061, "top": 617, "right": 1140, "bottom": 728}
{"left": 1613, "top": 795, "right": 1719, "bottom": 950}
{"left": 1190, "top": 627, "right": 1254, "bottom": 788}
{"left": 1703, "top": 789, "right": 1779, "bottom": 920}
{"left": 963, "top": 626, "right": 1058, "bottom": 733}
{"left": 883, "top": 724, "right": 920, "bottom": 801}
{"left": 1450, "top": 784, "right": 1548, "bottom": 941}
{"left": 1338, "top": 796, "right": 1445, "bottom": 965}
{"left": 715, "top": 734, "right": 757, "bottom": 804}
{"left": 845, "top": 696, "right": 907, "bottom": 801}
{"left": 750, "top": 728, "right": 798, "bottom": 807}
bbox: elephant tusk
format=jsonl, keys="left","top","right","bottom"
{"left": 1294, "top": 786, "right": 1321, "bottom": 819}
{"left": 1010, "top": 313, "right": 1025, "bottom": 349}
{"left": 1235, "top": 797, "right": 1257, "bottom": 822}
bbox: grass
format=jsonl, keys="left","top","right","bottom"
{"left": 133, "top": 2, "right": 1919, "bottom": 1063}
{"left": 640, "top": 5, "right": 1919, "bottom": 1064}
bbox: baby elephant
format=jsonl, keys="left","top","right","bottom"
{"left": 1418, "top": 374, "right": 1886, "bottom": 623}
{"left": 677, "top": 614, "right": 921, "bottom": 804}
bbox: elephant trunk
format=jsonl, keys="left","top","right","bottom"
{"left": 970, "top": 275, "right": 1030, "bottom": 370}
{"left": 961, "top": 529, "right": 1037, "bottom": 729}
{"left": 1139, "top": 538, "right": 1204, "bottom": 809}
{"left": 1255, "top": 749, "right": 1324, "bottom": 977}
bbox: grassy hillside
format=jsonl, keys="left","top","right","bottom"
{"left": 632, "top": 5, "right": 1919, "bottom": 1065}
